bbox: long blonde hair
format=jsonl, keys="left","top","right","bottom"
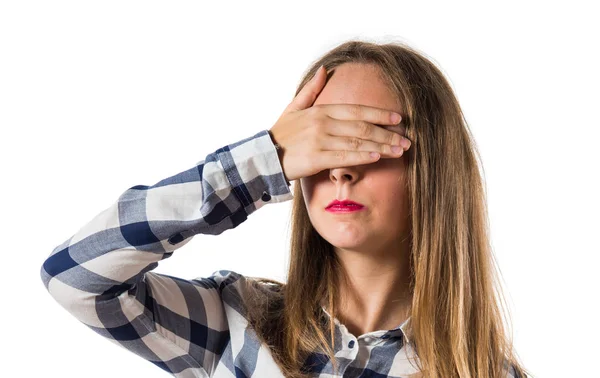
{"left": 240, "top": 39, "right": 530, "bottom": 378}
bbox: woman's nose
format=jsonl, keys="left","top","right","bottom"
{"left": 329, "top": 166, "right": 359, "bottom": 184}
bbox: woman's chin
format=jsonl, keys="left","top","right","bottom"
{"left": 313, "top": 220, "right": 374, "bottom": 250}
{"left": 322, "top": 233, "right": 370, "bottom": 251}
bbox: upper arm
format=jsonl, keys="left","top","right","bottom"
{"left": 80, "top": 270, "right": 242, "bottom": 377}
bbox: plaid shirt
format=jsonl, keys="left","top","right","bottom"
{"left": 40, "top": 129, "right": 520, "bottom": 377}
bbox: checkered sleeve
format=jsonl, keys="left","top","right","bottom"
{"left": 39, "top": 129, "right": 293, "bottom": 377}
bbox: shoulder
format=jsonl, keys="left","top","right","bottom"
{"left": 505, "top": 361, "right": 527, "bottom": 378}
{"left": 198, "top": 270, "right": 284, "bottom": 313}
{"left": 201, "top": 269, "right": 246, "bottom": 289}
{"left": 201, "top": 269, "right": 282, "bottom": 290}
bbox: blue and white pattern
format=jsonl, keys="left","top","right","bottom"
{"left": 40, "top": 129, "right": 520, "bottom": 377}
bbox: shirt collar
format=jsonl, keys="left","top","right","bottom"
{"left": 321, "top": 305, "right": 413, "bottom": 345}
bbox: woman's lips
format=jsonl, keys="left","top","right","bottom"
{"left": 325, "top": 204, "right": 365, "bottom": 213}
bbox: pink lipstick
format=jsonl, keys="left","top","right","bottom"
{"left": 325, "top": 199, "right": 365, "bottom": 213}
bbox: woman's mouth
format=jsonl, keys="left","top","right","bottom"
{"left": 326, "top": 205, "right": 364, "bottom": 213}
{"left": 325, "top": 201, "right": 365, "bottom": 213}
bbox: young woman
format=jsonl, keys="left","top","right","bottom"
{"left": 40, "top": 40, "right": 529, "bottom": 378}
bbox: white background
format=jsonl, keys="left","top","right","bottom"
{"left": 1, "top": 1, "right": 598, "bottom": 377}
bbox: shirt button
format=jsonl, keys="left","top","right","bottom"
{"left": 168, "top": 233, "right": 184, "bottom": 244}
{"left": 347, "top": 340, "right": 355, "bottom": 348}
{"left": 261, "top": 191, "right": 271, "bottom": 202}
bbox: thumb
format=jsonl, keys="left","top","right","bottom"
{"left": 283, "top": 65, "right": 325, "bottom": 114}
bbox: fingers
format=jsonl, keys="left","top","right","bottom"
{"left": 325, "top": 118, "right": 411, "bottom": 149}
{"left": 320, "top": 103, "right": 402, "bottom": 127}
{"left": 315, "top": 150, "right": 383, "bottom": 170}
{"left": 284, "top": 65, "right": 326, "bottom": 113}
{"left": 320, "top": 135, "right": 407, "bottom": 157}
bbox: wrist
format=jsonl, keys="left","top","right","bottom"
{"left": 267, "top": 130, "right": 290, "bottom": 186}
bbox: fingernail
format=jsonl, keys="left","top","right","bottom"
{"left": 391, "top": 113, "right": 402, "bottom": 123}
{"left": 400, "top": 138, "right": 411, "bottom": 149}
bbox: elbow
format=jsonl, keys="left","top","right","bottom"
{"left": 40, "top": 246, "right": 96, "bottom": 314}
